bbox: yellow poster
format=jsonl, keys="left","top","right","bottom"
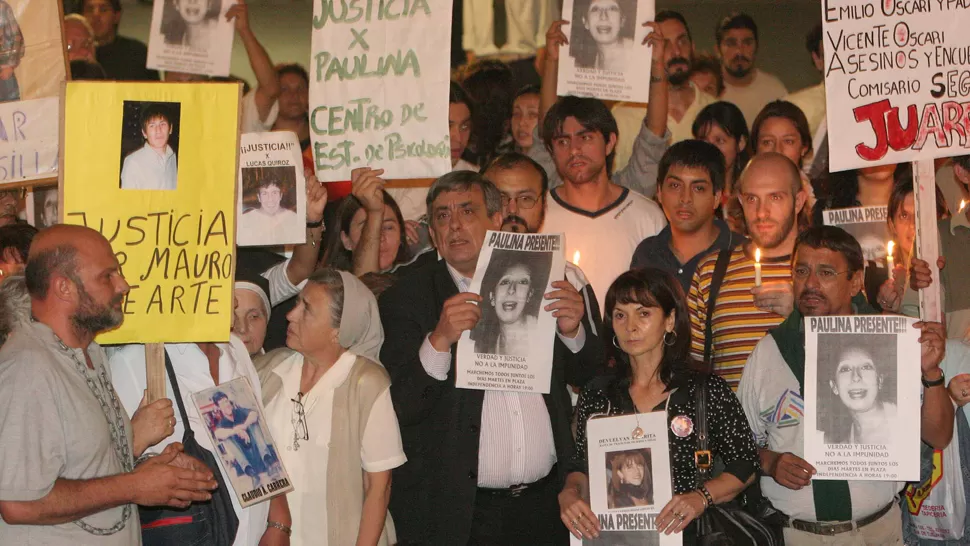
{"left": 61, "top": 81, "right": 240, "bottom": 344}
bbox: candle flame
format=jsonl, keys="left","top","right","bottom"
{"left": 961, "top": 200, "right": 967, "bottom": 213}
{"left": 754, "top": 248, "right": 761, "bottom": 263}
{"left": 572, "top": 250, "right": 580, "bottom": 266}
{"left": 887, "top": 240, "right": 895, "bottom": 255}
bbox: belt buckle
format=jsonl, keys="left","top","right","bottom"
{"left": 507, "top": 483, "right": 529, "bottom": 498}
{"left": 694, "top": 450, "right": 712, "bottom": 469}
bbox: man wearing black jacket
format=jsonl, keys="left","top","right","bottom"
{"left": 379, "top": 171, "right": 603, "bottom": 545}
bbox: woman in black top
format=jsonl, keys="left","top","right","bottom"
{"left": 558, "top": 268, "right": 758, "bottom": 542}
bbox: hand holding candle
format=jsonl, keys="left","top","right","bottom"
{"left": 886, "top": 240, "right": 895, "bottom": 274}
{"left": 754, "top": 247, "right": 762, "bottom": 287}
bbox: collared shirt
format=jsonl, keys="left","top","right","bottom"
{"left": 264, "top": 351, "right": 406, "bottom": 546}
{"left": 720, "top": 68, "right": 789, "bottom": 128}
{"left": 0, "top": 321, "right": 139, "bottom": 545}
{"left": 611, "top": 82, "right": 716, "bottom": 171}
{"left": 109, "top": 337, "right": 270, "bottom": 546}
{"left": 630, "top": 218, "right": 739, "bottom": 293}
{"left": 239, "top": 207, "right": 300, "bottom": 246}
{"left": 417, "top": 262, "right": 584, "bottom": 488}
{"left": 462, "top": 0, "right": 558, "bottom": 57}
{"left": 120, "top": 143, "right": 178, "bottom": 191}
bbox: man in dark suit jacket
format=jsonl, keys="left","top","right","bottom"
{"left": 379, "top": 171, "right": 603, "bottom": 545}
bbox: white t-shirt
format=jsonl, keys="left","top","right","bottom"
{"left": 737, "top": 335, "right": 901, "bottom": 521}
{"left": 240, "top": 88, "right": 280, "bottom": 134}
{"left": 541, "top": 186, "right": 666, "bottom": 314}
{"left": 385, "top": 159, "right": 479, "bottom": 222}
{"left": 720, "top": 68, "right": 789, "bottom": 128}
{"left": 264, "top": 351, "right": 406, "bottom": 546}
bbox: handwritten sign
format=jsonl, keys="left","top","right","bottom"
{"left": 309, "top": 0, "right": 452, "bottom": 181}
{"left": 822, "top": 0, "right": 970, "bottom": 172}
{"left": 62, "top": 82, "right": 241, "bottom": 344}
{"left": 0, "top": 97, "right": 58, "bottom": 184}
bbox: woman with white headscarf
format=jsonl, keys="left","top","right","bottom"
{"left": 254, "top": 268, "right": 404, "bottom": 546}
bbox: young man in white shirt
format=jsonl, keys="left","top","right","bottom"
{"left": 120, "top": 103, "right": 178, "bottom": 191}
{"left": 716, "top": 12, "right": 788, "bottom": 128}
{"left": 239, "top": 178, "right": 299, "bottom": 245}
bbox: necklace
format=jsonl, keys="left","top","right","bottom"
{"left": 630, "top": 386, "right": 677, "bottom": 440}
{"left": 53, "top": 334, "right": 133, "bottom": 536}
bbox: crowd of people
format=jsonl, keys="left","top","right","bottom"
{"left": 1, "top": 1, "right": 970, "bottom": 546}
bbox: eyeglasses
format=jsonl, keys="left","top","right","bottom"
{"left": 792, "top": 265, "right": 851, "bottom": 283}
{"left": 500, "top": 193, "right": 539, "bottom": 210}
{"left": 291, "top": 392, "right": 308, "bottom": 451}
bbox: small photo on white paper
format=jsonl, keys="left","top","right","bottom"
{"left": 238, "top": 166, "right": 302, "bottom": 246}
{"left": 147, "top": 0, "right": 236, "bottom": 76}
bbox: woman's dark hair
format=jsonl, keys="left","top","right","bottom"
{"left": 750, "top": 100, "right": 813, "bottom": 166}
{"left": 602, "top": 268, "right": 695, "bottom": 385}
{"left": 471, "top": 249, "right": 552, "bottom": 354}
{"left": 886, "top": 164, "right": 948, "bottom": 231}
{"left": 692, "top": 101, "right": 750, "bottom": 184}
{"left": 461, "top": 61, "right": 516, "bottom": 167}
{"left": 568, "top": 0, "right": 638, "bottom": 68}
{"left": 160, "top": 0, "right": 221, "bottom": 45}
{"left": 320, "top": 193, "right": 410, "bottom": 272}
{"left": 607, "top": 449, "right": 653, "bottom": 508}
{"left": 816, "top": 335, "right": 896, "bottom": 444}
{"left": 0, "top": 223, "right": 37, "bottom": 265}
{"left": 542, "top": 96, "right": 619, "bottom": 175}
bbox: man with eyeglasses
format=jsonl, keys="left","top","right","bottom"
{"left": 686, "top": 152, "right": 806, "bottom": 390}
{"left": 738, "top": 225, "right": 954, "bottom": 545}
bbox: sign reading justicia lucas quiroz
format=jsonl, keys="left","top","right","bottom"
{"left": 822, "top": 0, "right": 970, "bottom": 172}
{"left": 309, "top": 1, "right": 452, "bottom": 181}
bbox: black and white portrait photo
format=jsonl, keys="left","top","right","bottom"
{"left": 605, "top": 448, "right": 653, "bottom": 509}
{"left": 470, "top": 248, "right": 552, "bottom": 357}
{"left": 160, "top": 0, "right": 221, "bottom": 50}
{"left": 238, "top": 165, "right": 302, "bottom": 245}
{"left": 119, "top": 100, "right": 181, "bottom": 191}
{"left": 31, "top": 185, "right": 57, "bottom": 228}
{"left": 815, "top": 333, "right": 897, "bottom": 445}
{"left": 840, "top": 222, "right": 891, "bottom": 261}
{"left": 568, "top": 0, "right": 637, "bottom": 71}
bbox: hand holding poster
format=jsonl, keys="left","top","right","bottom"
{"left": 62, "top": 82, "right": 240, "bottom": 344}
{"left": 557, "top": 0, "right": 654, "bottom": 102}
{"left": 570, "top": 413, "right": 679, "bottom": 546}
{"left": 823, "top": 206, "right": 890, "bottom": 261}
{"left": 147, "top": 0, "right": 236, "bottom": 76}
{"left": 804, "top": 314, "right": 920, "bottom": 481}
{"left": 237, "top": 132, "right": 306, "bottom": 247}
{"left": 309, "top": 0, "right": 452, "bottom": 181}
{"left": 456, "top": 231, "right": 565, "bottom": 394}
{"left": 192, "top": 377, "right": 293, "bottom": 508}
{"left": 822, "top": 1, "right": 970, "bottom": 171}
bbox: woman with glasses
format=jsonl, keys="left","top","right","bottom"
{"left": 255, "top": 268, "right": 405, "bottom": 546}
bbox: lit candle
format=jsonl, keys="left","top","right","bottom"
{"left": 572, "top": 250, "right": 581, "bottom": 266}
{"left": 754, "top": 248, "right": 762, "bottom": 287}
{"left": 886, "top": 240, "right": 895, "bottom": 273}
{"left": 960, "top": 200, "right": 967, "bottom": 213}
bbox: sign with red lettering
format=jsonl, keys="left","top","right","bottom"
{"left": 822, "top": 0, "right": 970, "bottom": 172}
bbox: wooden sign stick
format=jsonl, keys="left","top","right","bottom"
{"left": 145, "top": 343, "right": 166, "bottom": 403}
{"left": 913, "top": 158, "right": 943, "bottom": 322}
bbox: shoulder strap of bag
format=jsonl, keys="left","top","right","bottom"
{"left": 163, "top": 349, "right": 194, "bottom": 434}
{"left": 703, "top": 245, "right": 734, "bottom": 365}
{"left": 694, "top": 377, "right": 711, "bottom": 485}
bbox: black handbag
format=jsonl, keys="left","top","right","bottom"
{"left": 138, "top": 351, "right": 240, "bottom": 546}
{"left": 693, "top": 379, "right": 784, "bottom": 546}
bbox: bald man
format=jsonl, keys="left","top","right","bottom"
{"left": 0, "top": 225, "right": 218, "bottom": 545}
{"left": 686, "top": 153, "right": 808, "bottom": 390}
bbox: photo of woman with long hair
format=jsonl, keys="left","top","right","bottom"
{"left": 816, "top": 334, "right": 898, "bottom": 445}
{"left": 568, "top": 0, "right": 638, "bottom": 71}
{"left": 161, "top": 0, "right": 221, "bottom": 50}
{"left": 606, "top": 448, "right": 653, "bottom": 509}
{"left": 470, "top": 249, "right": 552, "bottom": 356}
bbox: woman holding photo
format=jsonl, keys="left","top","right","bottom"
{"left": 559, "top": 268, "right": 758, "bottom": 542}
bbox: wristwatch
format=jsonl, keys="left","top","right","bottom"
{"left": 921, "top": 370, "right": 945, "bottom": 388}
{"left": 306, "top": 219, "right": 324, "bottom": 229}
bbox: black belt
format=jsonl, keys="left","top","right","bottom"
{"left": 781, "top": 501, "right": 894, "bottom": 536}
{"left": 477, "top": 464, "right": 558, "bottom": 498}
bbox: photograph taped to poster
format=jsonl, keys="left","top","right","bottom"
{"left": 192, "top": 377, "right": 293, "bottom": 508}
{"left": 0, "top": 0, "right": 67, "bottom": 186}
{"left": 572, "top": 412, "right": 679, "bottom": 546}
{"left": 557, "top": 0, "right": 654, "bottom": 103}
{"left": 309, "top": 0, "right": 452, "bottom": 181}
{"left": 804, "top": 314, "right": 921, "bottom": 481}
{"left": 25, "top": 183, "right": 56, "bottom": 228}
{"left": 237, "top": 131, "right": 306, "bottom": 246}
{"left": 456, "top": 231, "right": 565, "bottom": 394}
{"left": 821, "top": 1, "right": 970, "bottom": 172}
{"left": 146, "top": 0, "right": 235, "bottom": 76}
{"left": 822, "top": 206, "right": 890, "bottom": 261}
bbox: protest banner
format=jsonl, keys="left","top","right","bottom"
{"left": 823, "top": 205, "right": 891, "bottom": 261}
{"left": 569, "top": 412, "right": 679, "bottom": 546}
{"left": 146, "top": 0, "right": 235, "bottom": 77}
{"left": 804, "top": 314, "right": 921, "bottom": 481}
{"left": 457, "top": 231, "right": 565, "bottom": 394}
{"left": 0, "top": 0, "right": 67, "bottom": 187}
{"left": 61, "top": 81, "right": 241, "bottom": 344}
{"left": 237, "top": 131, "right": 306, "bottom": 246}
{"left": 309, "top": 0, "right": 452, "bottom": 181}
{"left": 558, "top": 0, "right": 654, "bottom": 103}
{"left": 821, "top": 1, "right": 970, "bottom": 172}
{"left": 192, "top": 377, "right": 294, "bottom": 508}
